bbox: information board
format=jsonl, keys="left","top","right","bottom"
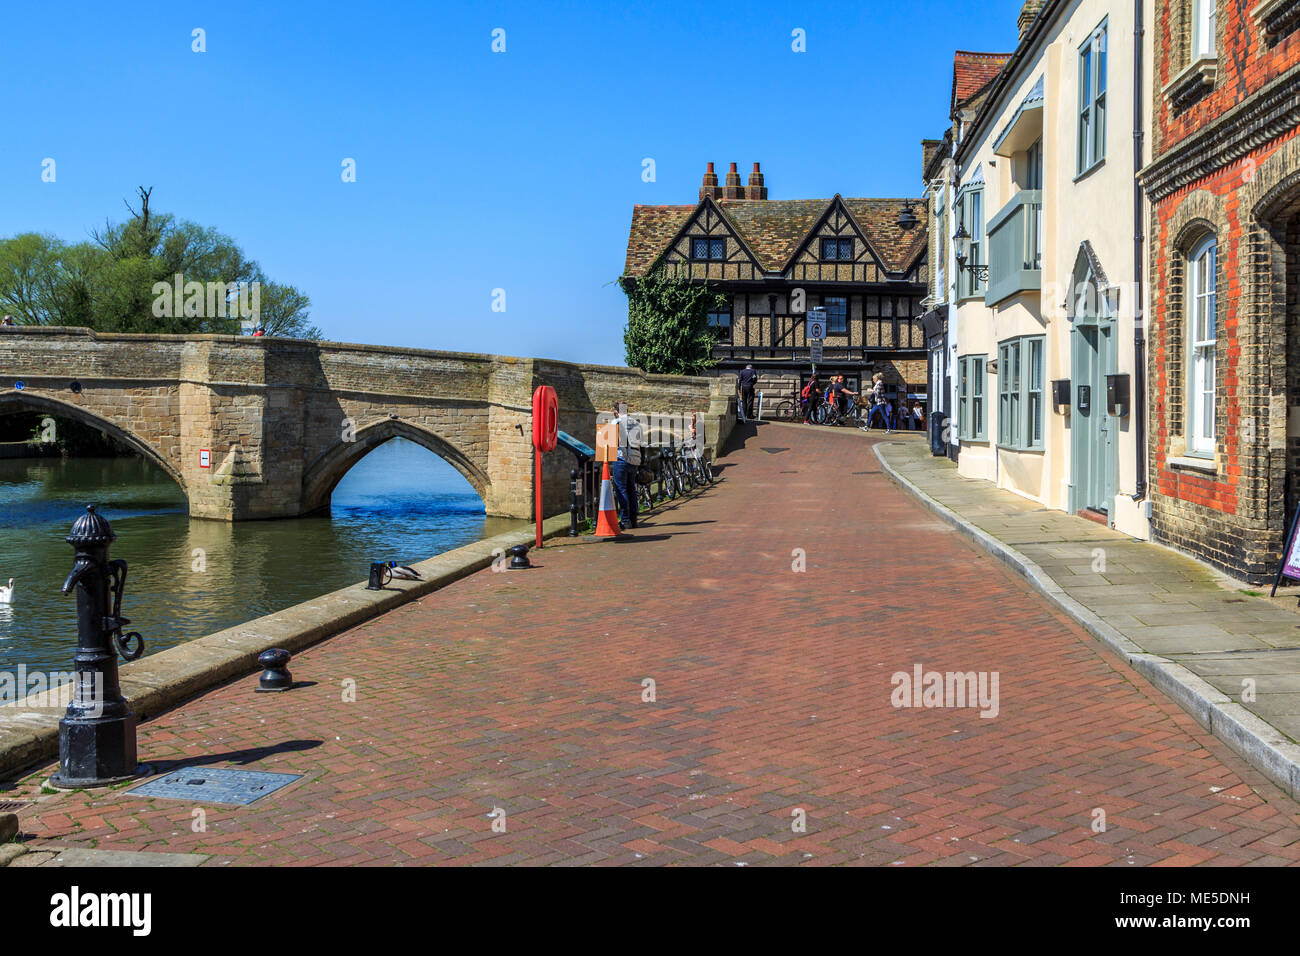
{"left": 1283, "top": 514, "right": 1300, "bottom": 581}
{"left": 1271, "top": 510, "right": 1300, "bottom": 597}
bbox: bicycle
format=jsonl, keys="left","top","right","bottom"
{"left": 766, "top": 399, "right": 801, "bottom": 422}
{"left": 659, "top": 444, "right": 686, "bottom": 499}
{"left": 636, "top": 455, "right": 656, "bottom": 512}
{"left": 821, "top": 396, "right": 866, "bottom": 428}
{"left": 684, "top": 442, "right": 713, "bottom": 485}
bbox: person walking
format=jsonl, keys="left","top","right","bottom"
{"left": 912, "top": 402, "right": 925, "bottom": 432}
{"left": 800, "top": 373, "right": 821, "bottom": 424}
{"left": 868, "top": 373, "right": 890, "bottom": 432}
{"left": 737, "top": 365, "right": 757, "bottom": 422}
{"left": 610, "top": 404, "right": 645, "bottom": 531}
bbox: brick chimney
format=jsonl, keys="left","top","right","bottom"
{"left": 698, "top": 162, "right": 722, "bottom": 201}
{"left": 745, "top": 162, "right": 768, "bottom": 200}
{"left": 1018, "top": 0, "right": 1044, "bottom": 40}
{"left": 722, "top": 162, "right": 745, "bottom": 200}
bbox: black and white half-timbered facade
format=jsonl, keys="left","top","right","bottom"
{"left": 623, "top": 162, "right": 931, "bottom": 411}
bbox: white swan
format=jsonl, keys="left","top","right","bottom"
{"left": 387, "top": 562, "right": 421, "bottom": 581}
{"left": 0, "top": 579, "right": 12, "bottom": 603}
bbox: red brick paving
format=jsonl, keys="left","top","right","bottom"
{"left": 8, "top": 423, "right": 1300, "bottom": 865}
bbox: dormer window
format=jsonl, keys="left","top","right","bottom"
{"left": 821, "top": 238, "right": 854, "bottom": 261}
{"left": 692, "top": 237, "right": 725, "bottom": 260}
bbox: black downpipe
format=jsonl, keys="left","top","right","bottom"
{"left": 1132, "top": 0, "right": 1149, "bottom": 502}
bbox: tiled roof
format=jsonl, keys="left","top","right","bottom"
{"left": 952, "top": 50, "right": 1012, "bottom": 112}
{"left": 842, "top": 199, "right": 930, "bottom": 274}
{"left": 715, "top": 199, "right": 828, "bottom": 271}
{"left": 624, "top": 196, "right": 927, "bottom": 278}
{"left": 622, "top": 205, "right": 696, "bottom": 275}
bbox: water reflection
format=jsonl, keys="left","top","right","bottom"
{"left": 0, "top": 439, "right": 522, "bottom": 673}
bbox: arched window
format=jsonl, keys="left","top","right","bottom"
{"left": 1187, "top": 235, "right": 1217, "bottom": 454}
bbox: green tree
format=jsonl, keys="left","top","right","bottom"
{"left": 621, "top": 268, "right": 727, "bottom": 375}
{"left": 0, "top": 187, "right": 319, "bottom": 338}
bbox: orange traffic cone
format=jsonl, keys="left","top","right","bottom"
{"left": 594, "top": 461, "right": 622, "bottom": 537}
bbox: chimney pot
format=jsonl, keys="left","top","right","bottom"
{"left": 723, "top": 161, "right": 744, "bottom": 199}
{"left": 745, "top": 162, "right": 768, "bottom": 200}
{"left": 699, "top": 161, "right": 721, "bottom": 202}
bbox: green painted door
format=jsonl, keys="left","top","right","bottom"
{"left": 1071, "top": 323, "right": 1116, "bottom": 515}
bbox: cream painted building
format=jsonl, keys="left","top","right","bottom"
{"left": 949, "top": 0, "right": 1153, "bottom": 539}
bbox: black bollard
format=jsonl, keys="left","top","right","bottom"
{"left": 365, "top": 562, "right": 391, "bottom": 590}
{"left": 507, "top": 544, "right": 532, "bottom": 569}
{"left": 51, "top": 505, "right": 145, "bottom": 788}
{"left": 255, "top": 648, "right": 294, "bottom": 693}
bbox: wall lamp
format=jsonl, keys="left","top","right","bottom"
{"left": 952, "top": 224, "right": 988, "bottom": 283}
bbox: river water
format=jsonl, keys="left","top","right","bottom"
{"left": 0, "top": 438, "right": 522, "bottom": 675}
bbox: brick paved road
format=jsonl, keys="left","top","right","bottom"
{"left": 10, "top": 423, "right": 1300, "bottom": 865}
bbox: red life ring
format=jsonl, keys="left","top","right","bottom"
{"left": 532, "top": 386, "right": 558, "bottom": 452}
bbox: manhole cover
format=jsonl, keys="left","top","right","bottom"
{"left": 126, "top": 767, "right": 302, "bottom": 806}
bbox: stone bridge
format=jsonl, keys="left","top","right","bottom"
{"left": 0, "top": 328, "right": 734, "bottom": 520}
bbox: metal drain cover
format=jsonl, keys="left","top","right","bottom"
{"left": 126, "top": 767, "right": 302, "bottom": 806}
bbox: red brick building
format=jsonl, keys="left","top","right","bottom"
{"left": 1141, "top": 0, "right": 1300, "bottom": 581}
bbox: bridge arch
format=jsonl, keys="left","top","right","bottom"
{"left": 0, "top": 390, "right": 187, "bottom": 493}
{"left": 300, "top": 418, "right": 491, "bottom": 516}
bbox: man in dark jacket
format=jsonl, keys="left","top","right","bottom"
{"left": 737, "top": 365, "right": 757, "bottom": 421}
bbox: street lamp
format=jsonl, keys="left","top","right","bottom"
{"left": 897, "top": 201, "right": 919, "bottom": 231}
{"left": 952, "top": 223, "right": 988, "bottom": 283}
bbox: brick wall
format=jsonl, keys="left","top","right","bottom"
{"left": 1153, "top": 0, "right": 1300, "bottom": 156}
{"left": 1145, "top": 2, "right": 1300, "bottom": 582}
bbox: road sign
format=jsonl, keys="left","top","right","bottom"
{"left": 810, "top": 341, "right": 824, "bottom": 364}
{"left": 807, "top": 308, "right": 827, "bottom": 342}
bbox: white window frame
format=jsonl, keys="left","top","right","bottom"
{"left": 1193, "top": 0, "right": 1216, "bottom": 59}
{"left": 1188, "top": 237, "right": 1217, "bottom": 455}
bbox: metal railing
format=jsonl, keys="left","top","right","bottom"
{"left": 567, "top": 437, "right": 712, "bottom": 534}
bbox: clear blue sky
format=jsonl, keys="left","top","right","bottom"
{"left": 2, "top": 0, "right": 1023, "bottom": 366}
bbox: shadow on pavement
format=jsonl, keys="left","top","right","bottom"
{"left": 144, "top": 738, "right": 322, "bottom": 775}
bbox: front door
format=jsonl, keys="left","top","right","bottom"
{"left": 1071, "top": 323, "right": 1116, "bottom": 515}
